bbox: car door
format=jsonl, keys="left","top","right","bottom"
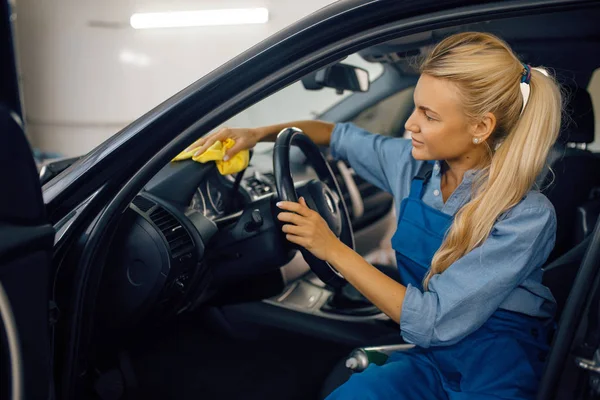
{"left": 538, "top": 215, "right": 600, "bottom": 399}
{"left": 25, "top": 0, "right": 599, "bottom": 398}
{"left": 0, "top": 1, "right": 55, "bottom": 399}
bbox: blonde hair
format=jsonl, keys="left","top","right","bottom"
{"left": 421, "top": 32, "right": 562, "bottom": 289}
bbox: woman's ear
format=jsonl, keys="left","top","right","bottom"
{"left": 472, "top": 112, "right": 496, "bottom": 143}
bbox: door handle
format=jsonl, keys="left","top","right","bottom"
{"left": 577, "top": 356, "right": 600, "bottom": 374}
{"left": 576, "top": 354, "right": 600, "bottom": 395}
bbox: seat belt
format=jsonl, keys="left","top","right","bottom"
{"left": 414, "top": 161, "right": 434, "bottom": 181}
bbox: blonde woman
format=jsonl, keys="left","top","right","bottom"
{"left": 189, "top": 32, "right": 562, "bottom": 399}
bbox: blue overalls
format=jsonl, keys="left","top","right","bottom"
{"left": 328, "top": 162, "right": 552, "bottom": 400}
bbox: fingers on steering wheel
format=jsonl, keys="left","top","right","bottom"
{"left": 281, "top": 224, "right": 303, "bottom": 235}
{"left": 277, "top": 212, "right": 305, "bottom": 225}
{"left": 285, "top": 234, "right": 306, "bottom": 247}
{"left": 276, "top": 201, "right": 311, "bottom": 217}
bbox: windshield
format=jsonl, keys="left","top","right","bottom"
{"left": 221, "top": 53, "right": 384, "bottom": 151}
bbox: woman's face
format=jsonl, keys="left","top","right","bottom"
{"left": 405, "top": 74, "right": 483, "bottom": 163}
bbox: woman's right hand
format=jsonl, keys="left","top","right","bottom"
{"left": 185, "top": 127, "right": 262, "bottom": 161}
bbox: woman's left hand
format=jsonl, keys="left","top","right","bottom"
{"left": 277, "top": 197, "right": 342, "bottom": 262}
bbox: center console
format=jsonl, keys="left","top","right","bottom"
{"left": 265, "top": 273, "right": 388, "bottom": 322}
{"left": 264, "top": 249, "right": 399, "bottom": 323}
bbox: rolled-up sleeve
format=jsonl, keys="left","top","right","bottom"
{"left": 330, "top": 122, "right": 414, "bottom": 194}
{"left": 400, "top": 204, "right": 557, "bottom": 348}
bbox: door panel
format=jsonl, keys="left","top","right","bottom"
{"left": 0, "top": 249, "right": 54, "bottom": 399}
{"left": 0, "top": 96, "right": 54, "bottom": 398}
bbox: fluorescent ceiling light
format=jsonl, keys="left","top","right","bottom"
{"left": 130, "top": 8, "right": 269, "bottom": 29}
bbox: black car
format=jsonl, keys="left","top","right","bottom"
{"left": 1, "top": 0, "right": 600, "bottom": 399}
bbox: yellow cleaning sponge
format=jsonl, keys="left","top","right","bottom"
{"left": 172, "top": 138, "right": 249, "bottom": 175}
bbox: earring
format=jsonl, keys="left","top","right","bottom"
{"left": 473, "top": 138, "right": 480, "bottom": 144}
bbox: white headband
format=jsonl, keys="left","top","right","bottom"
{"left": 520, "top": 66, "right": 549, "bottom": 114}
{"left": 520, "top": 81, "right": 530, "bottom": 114}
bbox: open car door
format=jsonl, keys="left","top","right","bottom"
{"left": 0, "top": 1, "right": 54, "bottom": 399}
{"left": 0, "top": 107, "right": 55, "bottom": 400}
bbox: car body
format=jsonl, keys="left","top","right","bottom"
{"left": 1, "top": 0, "right": 600, "bottom": 399}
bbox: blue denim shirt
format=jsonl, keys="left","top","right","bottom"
{"left": 330, "top": 122, "right": 557, "bottom": 348}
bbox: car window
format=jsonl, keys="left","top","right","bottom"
{"left": 588, "top": 68, "right": 600, "bottom": 151}
{"left": 350, "top": 86, "right": 415, "bottom": 138}
{"left": 222, "top": 53, "right": 384, "bottom": 137}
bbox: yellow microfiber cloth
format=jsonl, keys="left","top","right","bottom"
{"left": 172, "top": 138, "right": 249, "bottom": 175}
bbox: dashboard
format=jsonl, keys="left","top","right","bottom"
{"left": 185, "top": 143, "right": 315, "bottom": 220}
{"left": 187, "top": 170, "right": 276, "bottom": 219}
{"left": 97, "top": 142, "right": 393, "bottom": 331}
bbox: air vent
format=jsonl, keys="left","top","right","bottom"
{"left": 149, "top": 206, "right": 194, "bottom": 258}
{"left": 245, "top": 172, "right": 275, "bottom": 197}
{"left": 132, "top": 196, "right": 156, "bottom": 213}
{"left": 262, "top": 172, "right": 275, "bottom": 182}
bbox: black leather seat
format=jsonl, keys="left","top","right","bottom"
{"left": 540, "top": 87, "right": 600, "bottom": 262}
{"left": 542, "top": 222, "right": 595, "bottom": 321}
{"left": 574, "top": 199, "right": 600, "bottom": 245}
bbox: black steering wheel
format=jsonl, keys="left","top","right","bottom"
{"left": 273, "top": 127, "right": 354, "bottom": 288}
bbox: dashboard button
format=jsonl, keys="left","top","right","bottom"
{"left": 245, "top": 209, "right": 264, "bottom": 231}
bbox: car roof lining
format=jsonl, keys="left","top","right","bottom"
{"left": 359, "top": 5, "right": 600, "bottom": 87}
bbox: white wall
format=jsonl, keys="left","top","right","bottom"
{"left": 13, "top": 0, "right": 337, "bottom": 157}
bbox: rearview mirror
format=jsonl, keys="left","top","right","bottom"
{"left": 302, "top": 63, "right": 370, "bottom": 94}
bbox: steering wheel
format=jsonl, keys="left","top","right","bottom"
{"left": 273, "top": 127, "right": 354, "bottom": 288}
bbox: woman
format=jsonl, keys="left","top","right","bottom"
{"left": 187, "top": 32, "right": 562, "bottom": 399}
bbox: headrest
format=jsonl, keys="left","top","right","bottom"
{"left": 558, "top": 86, "right": 595, "bottom": 144}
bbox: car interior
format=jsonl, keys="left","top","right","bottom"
{"left": 77, "top": 6, "right": 600, "bottom": 400}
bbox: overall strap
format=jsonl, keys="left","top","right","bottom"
{"left": 409, "top": 161, "right": 434, "bottom": 199}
